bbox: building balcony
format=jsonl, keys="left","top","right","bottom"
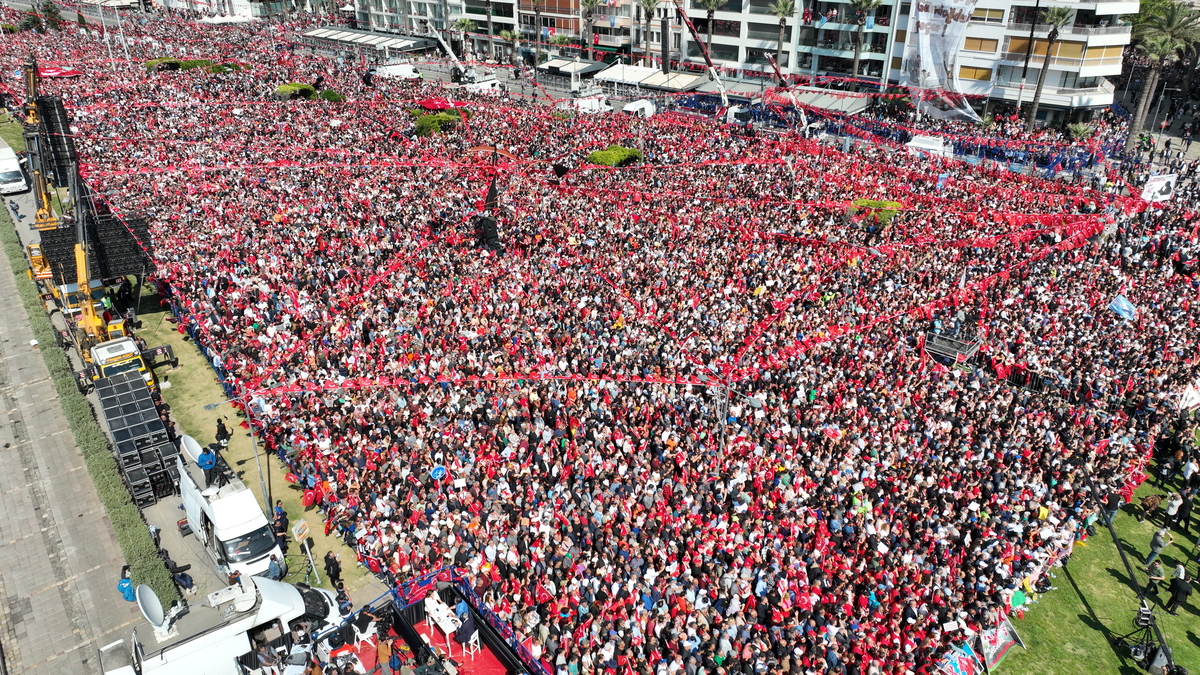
{"left": 998, "top": 52, "right": 1121, "bottom": 70}
{"left": 1005, "top": 21, "right": 1131, "bottom": 36}
{"left": 968, "top": 77, "right": 1116, "bottom": 108}
{"left": 596, "top": 33, "right": 630, "bottom": 45}
{"left": 590, "top": 13, "right": 632, "bottom": 28}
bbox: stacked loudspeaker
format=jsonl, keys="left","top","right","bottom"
{"left": 36, "top": 95, "right": 77, "bottom": 188}
{"left": 475, "top": 216, "right": 500, "bottom": 250}
{"left": 97, "top": 372, "right": 178, "bottom": 507}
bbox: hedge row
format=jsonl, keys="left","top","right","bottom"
{"left": 586, "top": 145, "right": 643, "bottom": 167}
{"left": 0, "top": 213, "right": 180, "bottom": 606}
{"left": 414, "top": 110, "right": 470, "bottom": 137}
{"left": 275, "top": 82, "right": 317, "bottom": 99}
{"left": 850, "top": 198, "right": 904, "bottom": 226}
{"left": 145, "top": 58, "right": 250, "bottom": 73}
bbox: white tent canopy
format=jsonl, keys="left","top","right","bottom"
{"left": 595, "top": 64, "right": 660, "bottom": 87}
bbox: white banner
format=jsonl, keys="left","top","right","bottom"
{"left": 902, "top": 0, "right": 981, "bottom": 122}
{"left": 1140, "top": 174, "right": 1177, "bottom": 202}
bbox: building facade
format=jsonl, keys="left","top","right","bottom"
{"left": 926, "top": 0, "right": 1139, "bottom": 123}
{"left": 660, "top": 0, "right": 1138, "bottom": 120}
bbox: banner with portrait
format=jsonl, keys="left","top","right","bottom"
{"left": 902, "top": 0, "right": 983, "bottom": 122}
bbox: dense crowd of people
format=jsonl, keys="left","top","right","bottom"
{"left": 6, "top": 6, "right": 1200, "bottom": 675}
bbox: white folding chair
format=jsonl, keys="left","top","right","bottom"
{"left": 462, "top": 629, "right": 481, "bottom": 659}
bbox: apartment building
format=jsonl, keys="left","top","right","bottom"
{"left": 656, "top": 0, "right": 1137, "bottom": 120}
{"left": 922, "top": 0, "right": 1140, "bottom": 123}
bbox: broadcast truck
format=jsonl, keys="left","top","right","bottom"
{"left": 97, "top": 576, "right": 339, "bottom": 675}
{"left": 177, "top": 435, "right": 285, "bottom": 580}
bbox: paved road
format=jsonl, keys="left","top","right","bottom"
{"left": 0, "top": 214, "right": 142, "bottom": 674}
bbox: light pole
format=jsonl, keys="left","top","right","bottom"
{"left": 696, "top": 370, "right": 763, "bottom": 454}
{"left": 1153, "top": 87, "right": 1181, "bottom": 151}
{"left": 204, "top": 396, "right": 271, "bottom": 509}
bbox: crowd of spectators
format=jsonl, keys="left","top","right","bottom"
{"left": 5, "top": 7, "right": 1200, "bottom": 675}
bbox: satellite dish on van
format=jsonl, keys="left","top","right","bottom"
{"left": 136, "top": 584, "right": 166, "bottom": 629}
{"left": 179, "top": 435, "right": 204, "bottom": 463}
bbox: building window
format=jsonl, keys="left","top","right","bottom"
{"left": 962, "top": 37, "right": 998, "bottom": 53}
{"left": 747, "top": 47, "right": 787, "bottom": 66}
{"left": 694, "top": 17, "right": 742, "bottom": 37}
{"left": 747, "top": 21, "right": 791, "bottom": 42}
{"left": 687, "top": 40, "right": 738, "bottom": 61}
{"left": 969, "top": 8, "right": 1003, "bottom": 23}
{"left": 959, "top": 65, "right": 993, "bottom": 81}
{"left": 891, "top": 55, "right": 902, "bottom": 70}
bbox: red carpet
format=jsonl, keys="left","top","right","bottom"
{"left": 413, "top": 622, "right": 509, "bottom": 675}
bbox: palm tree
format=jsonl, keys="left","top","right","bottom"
{"left": 1024, "top": 6, "right": 1073, "bottom": 132}
{"left": 848, "top": 0, "right": 882, "bottom": 88}
{"left": 697, "top": 0, "right": 725, "bottom": 60}
{"left": 581, "top": 0, "right": 604, "bottom": 62}
{"left": 453, "top": 18, "right": 477, "bottom": 59}
{"left": 500, "top": 28, "right": 521, "bottom": 67}
{"left": 1124, "top": 1, "right": 1200, "bottom": 152}
{"left": 638, "top": 0, "right": 660, "bottom": 66}
{"left": 485, "top": 0, "right": 495, "bottom": 61}
{"left": 768, "top": 0, "right": 796, "bottom": 85}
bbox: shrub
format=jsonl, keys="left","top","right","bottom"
{"left": 414, "top": 112, "right": 461, "bottom": 137}
{"left": 319, "top": 89, "right": 346, "bottom": 103}
{"left": 275, "top": 82, "right": 317, "bottom": 100}
{"left": 1, "top": 24, "right": 16, "bottom": 33}
{"left": 178, "top": 59, "right": 213, "bottom": 70}
{"left": 586, "top": 145, "right": 644, "bottom": 167}
{"left": 0, "top": 211, "right": 179, "bottom": 606}
{"left": 850, "top": 198, "right": 904, "bottom": 226}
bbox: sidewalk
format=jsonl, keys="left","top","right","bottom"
{"left": 0, "top": 221, "right": 143, "bottom": 673}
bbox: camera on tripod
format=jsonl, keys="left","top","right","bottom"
{"left": 1114, "top": 606, "right": 1182, "bottom": 675}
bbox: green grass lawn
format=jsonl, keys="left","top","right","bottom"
{"left": 0, "top": 113, "right": 25, "bottom": 151}
{"left": 1002, "top": 478, "right": 1200, "bottom": 675}
{"left": 137, "top": 293, "right": 388, "bottom": 604}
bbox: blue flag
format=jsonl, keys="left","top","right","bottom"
{"left": 1108, "top": 294, "right": 1136, "bottom": 321}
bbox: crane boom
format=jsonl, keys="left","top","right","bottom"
{"left": 668, "top": 0, "right": 728, "bottom": 107}
{"left": 21, "top": 55, "right": 59, "bottom": 231}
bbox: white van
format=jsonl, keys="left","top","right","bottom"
{"left": 177, "top": 435, "right": 284, "bottom": 579}
{"left": 621, "top": 99, "right": 656, "bottom": 118}
{"left": 0, "top": 147, "right": 28, "bottom": 194}
{"left": 99, "top": 577, "right": 339, "bottom": 675}
{"left": 375, "top": 62, "right": 422, "bottom": 80}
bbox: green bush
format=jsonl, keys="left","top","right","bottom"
{"left": 414, "top": 112, "right": 464, "bottom": 137}
{"left": 850, "top": 198, "right": 904, "bottom": 226}
{"left": 586, "top": 144, "right": 644, "bottom": 167}
{"left": 0, "top": 212, "right": 179, "bottom": 607}
{"left": 1, "top": 24, "right": 16, "bottom": 33}
{"left": 318, "top": 89, "right": 346, "bottom": 103}
{"left": 275, "top": 82, "right": 317, "bottom": 100}
{"left": 179, "top": 59, "right": 213, "bottom": 70}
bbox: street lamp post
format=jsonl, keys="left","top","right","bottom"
{"left": 697, "top": 370, "right": 763, "bottom": 455}
{"left": 1153, "top": 87, "right": 1181, "bottom": 152}
{"left": 204, "top": 396, "right": 271, "bottom": 509}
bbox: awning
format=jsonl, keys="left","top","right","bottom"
{"left": 761, "top": 86, "right": 873, "bottom": 115}
{"left": 538, "top": 58, "right": 607, "bottom": 76}
{"left": 636, "top": 70, "right": 705, "bottom": 92}
{"left": 299, "top": 27, "right": 431, "bottom": 53}
{"left": 594, "top": 64, "right": 659, "bottom": 86}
